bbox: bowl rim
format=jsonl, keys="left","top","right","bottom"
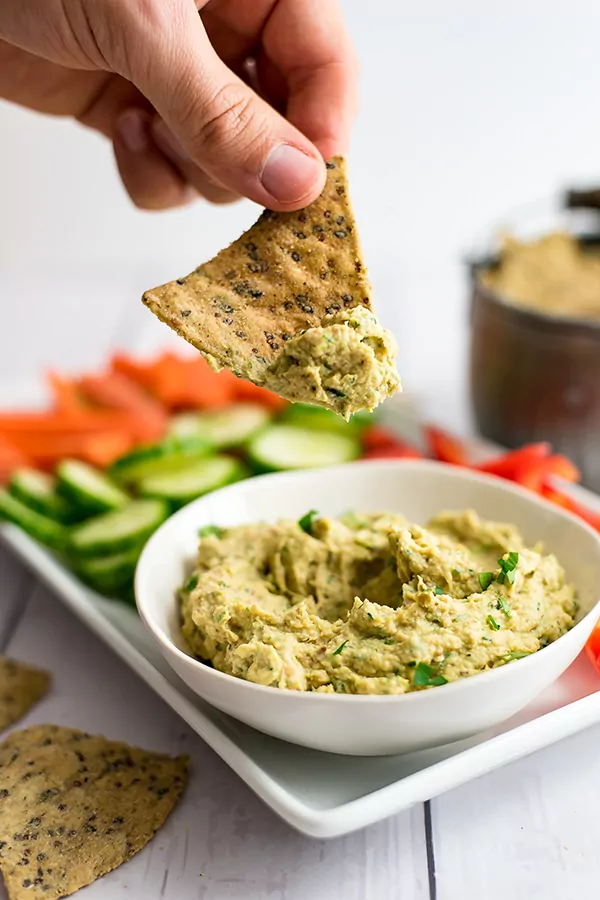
{"left": 135, "top": 458, "right": 600, "bottom": 705}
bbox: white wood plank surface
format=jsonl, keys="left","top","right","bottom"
{"left": 0, "top": 566, "right": 430, "bottom": 900}
{"left": 431, "top": 725, "right": 600, "bottom": 900}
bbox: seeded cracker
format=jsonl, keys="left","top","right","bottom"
{"left": 142, "top": 157, "right": 400, "bottom": 417}
{"left": 0, "top": 725, "right": 188, "bottom": 900}
{"left": 0, "top": 658, "right": 50, "bottom": 732}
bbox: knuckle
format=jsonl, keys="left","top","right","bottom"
{"left": 192, "top": 84, "right": 263, "bottom": 155}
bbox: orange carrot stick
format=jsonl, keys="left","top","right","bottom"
{"left": 0, "top": 436, "right": 29, "bottom": 484}
{"left": 46, "top": 371, "right": 86, "bottom": 414}
{"left": 232, "top": 379, "right": 287, "bottom": 411}
{"left": 77, "top": 372, "right": 167, "bottom": 441}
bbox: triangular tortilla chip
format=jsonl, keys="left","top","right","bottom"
{"left": 0, "top": 724, "right": 188, "bottom": 900}
{"left": 0, "top": 658, "right": 50, "bottom": 732}
{"left": 142, "top": 157, "right": 400, "bottom": 415}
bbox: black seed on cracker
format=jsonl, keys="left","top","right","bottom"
{"left": 0, "top": 725, "right": 188, "bottom": 900}
{"left": 139, "top": 156, "right": 393, "bottom": 413}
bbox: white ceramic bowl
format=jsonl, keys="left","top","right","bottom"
{"left": 135, "top": 460, "right": 600, "bottom": 756}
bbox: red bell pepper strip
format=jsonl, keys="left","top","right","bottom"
{"left": 586, "top": 622, "right": 600, "bottom": 675}
{"left": 363, "top": 426, "right": 407, "bottom": 452}
{"left": 476, "top": 442, "right": 551, "bottom": 479}
{"left": 542, "top": 484, "right": 600, "bottom": 530}
{"left": 499, "top": 452, "right": 580, "bottom": 493}
{"left": 543, "top": 454, "right": 580, "bottom": 483}
{"left": 363, "top": 444, "right": 424, "bottom": 461}
{"left": 426, "top": 426, "right": 470, "bottom": 466}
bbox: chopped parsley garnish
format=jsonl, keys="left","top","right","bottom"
{"left": 198, "top": 524, "right": 223, "bottom": 539}
{"left": 183, "top": 573, "right": 198, "bottom": 592}
{"left": 452, "top": 567, "right": 461, "bottom": 576}
{"left": 332, "top": 640, "right": 348, "bottom": 656}
{"left": 435, "top": 586, "right": 444, "bottom": 595}
{"left": 497, "top": 552, "right": 519, "bottom": 585}
{"left": 413, "top": 662, "right": 448, "bottom": 687}
{"left": 298, "top": 509, "right": 319, "bottom": 533}
{"left": 505, "top": 650, "right": 532, "bottom": 661}
{"left": 481, "top": 553, "right": 520, "bottom": 588}
{"left": 497, "top": 597, "right": 512, "bottom": 617}
{"left": 478, "top": 571, "right": 495, "bottom": 591}
{"left": 487, "top": 614, "right": 501, "bottom": 631}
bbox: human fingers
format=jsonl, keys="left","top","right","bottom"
{"left": 115, "top": 0, "right": 326, "bottom": 209}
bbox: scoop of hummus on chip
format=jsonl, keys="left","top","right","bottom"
{"left": 142, "top": 158, "right": 400, "bottom": 418}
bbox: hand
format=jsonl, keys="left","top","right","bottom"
{"left": 0, "top": 0, "right": 358, "bottom": 210}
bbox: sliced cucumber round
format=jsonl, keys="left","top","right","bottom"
{"left": 139, "top": 455, "right": 246, "bottom": 508}
{"left": 169, "top": 403, "right": 271, "bottom": 449}
{"left": 247, "top": 424, "right": 360, "bottom": 472}
{"left": 280, "top": 403, "right": 375, "bottom": 435}
{"left": 9, "top": 468, "right": 76, "bottom": 523}
{"left": 76, "top": 547, "right": 141, "bottom": 594}
{"left": 109, "top": 434, "right": 212, "bottom": 486}
{"left": 69, "top": 499, "right": 168, "bottom": 557}
{"left": 0, "top": 488, "right": 67, "bottom": 550}
{"left": 57, "top": 459, "right": 130, "bottom": 514}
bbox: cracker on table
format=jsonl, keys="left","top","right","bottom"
{"left": 0, "top": 724, "right": 188, "bottom": 900}
{"left": 142, "top": 157, "right": 374, "bottom": 384}
{"left": 0, "top": 658, "right": 50, "bottom": 732}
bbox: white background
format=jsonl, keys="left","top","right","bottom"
{"left": 3, "top": 1, "right": 600, "bottom": 423}
{"left": 2, "top": 2, "right": 600, "bottom": 898}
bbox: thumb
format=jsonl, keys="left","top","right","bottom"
{"left": 120, "top": 1, "right": 326, "bottom": 210}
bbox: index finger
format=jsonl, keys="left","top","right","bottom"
{"left": 262, "top": 0, "right": 359, "bottom": 159}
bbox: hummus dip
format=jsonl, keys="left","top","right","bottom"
{"left": 481, "top": 232, "right": 600, "bottom": 321}
{"left": 261, "top": 306, "right": 400, "bottom": 419}
{"left": 180, "top": 510, "right": 577, "bottom": 694}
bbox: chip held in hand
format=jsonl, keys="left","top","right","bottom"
{"left": 142, "top": 157, "right": 400, "bottom": 418}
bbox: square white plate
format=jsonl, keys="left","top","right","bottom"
{"left": 2, "top": 396, "right": 600, "bottom": 838}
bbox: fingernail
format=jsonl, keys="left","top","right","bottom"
{"left": 151, "top": 119, "right": 190, "bottom": 165}
{"left": 261, "top": 144, "right": 324, "bottom": 203}
{"left": 116, "top": 109, "right": 148, "bottom": 153}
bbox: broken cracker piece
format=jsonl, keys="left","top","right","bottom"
{"left": 0, "top": 657, "right": 50, "bottom": 732}
{"left": 143, "top": 157, "right": 400, "bottom": 417}
{"left": 0, "top": 724, "right": 188, "bottom": 900}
